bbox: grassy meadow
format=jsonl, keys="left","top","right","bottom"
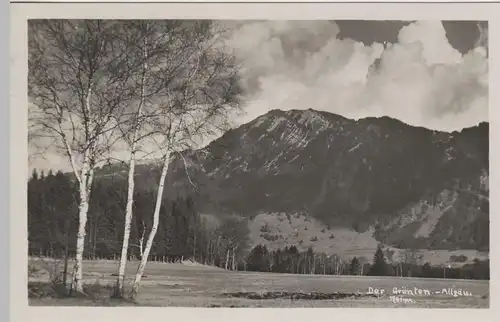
{"left": 28, "top": 258, "right": 489, "bottom": 308}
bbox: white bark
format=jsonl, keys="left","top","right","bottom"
{"left": 130, "top": 151, "right": 170, "bottom": 299}
{"left": 231, "top": 247, "right": 236, "bottom": 271}
{"left": 71, "top": 163, "right": 93, "bottom": 294}
{"left": 70, "top": 86, "right": 95, "bottom": 295}
{"left": 116, "top": 34, "right": 149, "bottom": 296}
{"left": 30, "top": 21, "right": 143, "bottom": 295}
{"left": 225, "top": 249, "right": 230, "bottom": 270}
{"left": 116, "top": 143, "right": 137, "bottom": 295}
{"left": 139, "top": 223, "right": 145, "bottom": 259}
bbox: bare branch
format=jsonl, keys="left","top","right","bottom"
{"left": 177, "top": 151, "right": 198, "bottom": 193}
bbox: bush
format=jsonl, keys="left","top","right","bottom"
{"left": 329, "top": 234, "right": 335, "bottom": 239}
{"left": 27, "top": 257, "right": 72, "bottom": 298}
{"left": 310, "top": 236, "right": 318, "bottom": 242}
{"left": 28, "top": 281, "right": 67, "bottom": 299}
{"left": 29, "top": 278, "right": 125, "bottom": 303}
{"left": 35, "top": 258, "right": 66, "bottom": 283}
{"left": 83, "top": 279, "right": 115, "bottom": 300}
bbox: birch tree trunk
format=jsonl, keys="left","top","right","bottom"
{"left": 71, "top": 204, "right": 87, "bottom": 294}
{"left": 68, "top": 64, "right": 95, "bottom": 283}
{"left": 231, "top": 247, "right": 236, "bottom": 271}
{"left": 129, "top": 151, "right": 170, "bottom": 299}
{"left": 225, "top": 249, "right": 230, "bottom": 270}
{"left": 116, "top": 34, "right": 149, "bottom": 297}
{"left": 321, "top": 255, "right": 326, "bottom": 275}
{"left": 68, "top": 82, "right": 96, "bottom": 295}
{"left": 61, "top": 213, "right": 71, "bottom": 291}
{"left": 193, "top": 235, "right": 196, "bottom": 261}
{"left": 139, "top": 226, "right": 145, "bottom": 259}
{"left": 70, "top": 165, "right": 93, "bottom": 294}
{"left": 115, "top": 143, "right": 138, "bottom": 296}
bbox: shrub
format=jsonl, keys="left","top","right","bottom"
{"left": 28, "top": 281, "right": 68, "bottom": 299}
{"left": 329, "top": 234, "right": 335, "bottom": 239}
{"left": 83, "top": 279, "right": 115, "bottom": 300}
{"left": 29, "top": 257, "right": 73, "bottom": 298}
{"left": 310, "top": 236, "right": 318, "bottom": 242}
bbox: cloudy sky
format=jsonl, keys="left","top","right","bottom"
{"left": 226, "top": 20, "right": 488, "bottom": 131}
{"left": 29, "top": 20, "right": 489, "bottom": 172}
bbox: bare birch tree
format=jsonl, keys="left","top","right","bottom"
{"left": 113, "top": 20, "right": 188, "bottom": 298}
{"left": 114, "top": 22, "right": 150, "bottom": 297}
{"left": 28, "top": 20, "right": 138, "bottom": 294}
{"left": 127, "top": 21, "right": 243, "bottom": 299}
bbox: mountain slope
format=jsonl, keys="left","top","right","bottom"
{"left": 94, "top": 108, "right": 488, "bottom": 254}
{"left": 163, "top": 108, "right": 488, "bottom": 252}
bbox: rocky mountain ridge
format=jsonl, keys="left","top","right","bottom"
{"left": 98, "top": 108, "right": 489, "bottom": 252}
{"left": 166, "top": 108, "right": 488, "bottom": 251}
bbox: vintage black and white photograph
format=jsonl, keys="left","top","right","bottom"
{"left": 26, "top": 18, "right": 489, "bottom": 308}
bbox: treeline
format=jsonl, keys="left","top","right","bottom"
{"left": 245, "top": 244, "right": 367, "bottom": 275}
{"left": 28, "top": 170, "right": 489, "bottom": 281}
{"left": 28, "top": 169, "right": 250, "bottom": 269}
{"left": 245, "top": 244, "right": 490, "bottom": 280}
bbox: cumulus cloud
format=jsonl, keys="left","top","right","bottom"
{"left": 29, "top": 20, "right": 488, "bottom": 172}
{"left": 226, "top": 20, "right": 488, "bottom": 132}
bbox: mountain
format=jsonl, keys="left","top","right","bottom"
{"left": 90, "top": 108, "right": 488, "bottom": 260}
{"left": 160, "top": 108, "right": 488, "bottom": 253}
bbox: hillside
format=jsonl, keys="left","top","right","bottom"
{"left": 96, "top": 108, "right": 489, "bottom": 256}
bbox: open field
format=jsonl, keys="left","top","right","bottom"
{"left": 247, "top": 212, "right": 489, "bottom": 266}
{"left": 28, "top": 259, "right": 489, "bottom": 308}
